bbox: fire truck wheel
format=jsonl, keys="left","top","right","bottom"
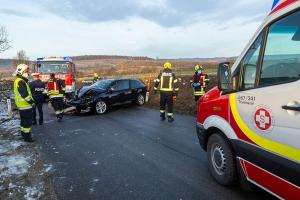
{"left": 94, "top": 100, "right": 108, "bottom": 115}
{"left": 207, "top": 133, "right": 237, "bottom": 186}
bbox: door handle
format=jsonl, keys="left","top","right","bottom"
{"left": 282, "top": 105, "right": 300, "bottom": 112}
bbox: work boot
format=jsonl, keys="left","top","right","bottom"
{"left": 20, "top": 131, "right": 26, "bottom": 139}
{"left": 23, "top": 133, "right": 34, "bottom": 143}
{"left": 160, "top": 113, "right": 166, "bottom": 121}
{"left": 168, "top": 116, "right": 174, "bottom": 123}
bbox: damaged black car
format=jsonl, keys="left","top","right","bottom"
{"left": 67, "top": 78, "right": 147, "bottom": 114}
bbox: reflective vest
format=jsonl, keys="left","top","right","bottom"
{"left": 47, "top": 79, "right": 64, "bottom": 98}
{"left": 190, "top": 73, "right": 209, "bottom": 96}
{"left": 154, "top": 70, "right": 179, "bottom": 92}
{"left": 14, "top": 77, "right": 32, "bottom": 110}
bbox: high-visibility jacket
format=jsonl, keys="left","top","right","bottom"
{"left": 190, "top": 73, "right": 209, "bottom": 96}
{"left": 14, "top": 77, "right": 33, "bottom": 110}
{"left": 154, "top": 69, "right": 179, "bottom": 93}
{"left": 47, "top": 79, "right": 64, "bottom": 98}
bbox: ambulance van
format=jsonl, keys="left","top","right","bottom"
{"left": 196, "top": 1, "right": 300, "bottom": 199}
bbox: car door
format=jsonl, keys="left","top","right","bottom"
{"left": 109, "top": 80, "right": 125, "bottom": 105}
{"left": 232, "top": 10, "right": 300, "bottom": 168}
{"left": 121, "top": 80, "right": 132, "bottom": 103}
{"left": 130, "top": 80, "right": 143, "bottom": 101}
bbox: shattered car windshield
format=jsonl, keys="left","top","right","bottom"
{"left": 91, "top": 80, "right": 113, "bottom": 89}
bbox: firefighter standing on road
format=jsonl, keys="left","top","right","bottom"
{"left": 47, "top": 73, "right": 65, "bottom": 121}
{"left": 154, "top": 62, "right": 179, "bottom": 122}
{"left": 29, "top": 73, "right": 45, "bottom": 125}
{"left": 13, "top": 64, "right": 35, "bottom": 142}
{"left": 190, "top": 65, "right": 209, "bottom": 104}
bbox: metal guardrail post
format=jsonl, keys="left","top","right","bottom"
{"left": 7, "top": 98, "right": 12, "bottom": 118}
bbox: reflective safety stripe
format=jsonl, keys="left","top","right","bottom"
{"left": 174, "top": 79, "right": 178, "bottom": 83}
{"left": 160, "top": 76, "right": 164, "bottom": 89}
{"left": 49, "top": 94, "right": 64, "bottom": 99}
{"left": 174, "top": 88, "right": 179, "bottom": 92}
{"left": 167, "top": 113, "right": 173, "bottom": 116}
{"left": 55, "top": 110, "right": 64, "bottom": 114}
{"left": 154, "top": 87, "right": 158, "bottom": 90}
{"left": 21, "top": 126, "right": 31, "bottom": 133}
{"left": 160, "top": 88, "right": 173, "bottom": 92}
{"left": 160, "top": 110, "right": 165, "bottom": 113}
{"left": 169, "top": 77, "right": 173, "bottom": 91}
{"left": 155, "top": 79, "right": 160, "bottom": 83}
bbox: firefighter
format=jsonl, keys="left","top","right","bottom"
{"left": 93, "top": 73, "right": 99, "bottom": 83}
{"left": 13, "top": 64, "right": 35, "bottom": 142}
{"left": 47, "top": 73, "right": 65, "bottom": 121}
{"left": 154, "top": 62, "right": 179, "bottom": 122}
{"left": 190, "top": 65, "right": 210, "bottom": 104}
{"left": 29, "top": 73, "right": 45, "bottom": 125}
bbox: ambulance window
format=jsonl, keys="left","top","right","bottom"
{"left": 259, "top": 10, "right": 300, "bottom": 87}
{"left": 241, "top": 33, "right": 263, "bottom": 90}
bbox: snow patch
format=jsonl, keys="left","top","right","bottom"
{"left": 24, "top": 186, "right": 44, "bottom": 200}
{"left": 0, "top": 154, "right": 30, "bottom": 178}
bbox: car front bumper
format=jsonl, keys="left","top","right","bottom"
{"left": 196, "top": 122, "right": 207, "bottom": 151}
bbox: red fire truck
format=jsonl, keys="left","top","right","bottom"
{"left": 32, "top": 57, "right": 76, "bottom": 96}
{"left": 196, "top": 1, "right": 300, "bottom": 199}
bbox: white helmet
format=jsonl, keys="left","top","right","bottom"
{"left": 15, "top": 64, "right": 29, "bottom": 76}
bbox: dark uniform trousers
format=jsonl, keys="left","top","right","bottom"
{"left": 160, "top": 92, "right": 173, "bottom": 116}
{"left": 32, "top": 96, "right": 44, "bottom": 124}
{"left": 20, "top": 108, "right": 33, "bottom": 132}
{"left": 51, "top": 97, "right": 64, "bottom": 118}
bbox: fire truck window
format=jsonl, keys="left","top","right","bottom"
{"left": 259, "top": 10, "right": 300, "bottom": 87}
{"left": 241, "top": 33, "right": 263, "bottom": 90}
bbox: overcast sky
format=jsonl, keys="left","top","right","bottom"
{"left": 0, "top": 0, "right": 273, "bottom": 59}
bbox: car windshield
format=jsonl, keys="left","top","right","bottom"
{"left": 91, "top": 80, "right": 113, "bottom": 89}
{"left": 37, "top": 62, "right": 70, "bottom": 74}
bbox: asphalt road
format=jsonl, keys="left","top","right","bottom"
{"left": 33, "top": 104, "right": 273, "bottom": 200}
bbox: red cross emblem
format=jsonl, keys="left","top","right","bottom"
{"left": 254, "top": 108, "right": 272, "bottom": 131}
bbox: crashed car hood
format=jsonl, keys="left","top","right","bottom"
{"left": 77, "top": 86, "right": 106, "bottom": 98}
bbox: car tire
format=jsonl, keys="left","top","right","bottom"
{"left": 136, "top": 94, "right": 145, "bottom": 106}
{"left": 95, "top": 100, "right": 108, "bottom": 114}
{"left": 207, "top": 133, "right": 237, "bottom": 186}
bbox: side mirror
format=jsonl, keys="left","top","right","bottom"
{"left": 217, "top": 62, "right": 232, "bottom": 91}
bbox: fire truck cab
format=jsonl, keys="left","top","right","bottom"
{"left": 196, "top": 1, "right": 300, "bottom": 199}
{"left": 32, "top": 57, "right": 76, "bottom": 96}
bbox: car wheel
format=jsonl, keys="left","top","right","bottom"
{"left": 95, "top": 100, "right": 108, "bottom": 114}
{"left": 136, "top": 94, "right": 145, "bottom": 106}
{"left": 207, "top": 133, "right": 237, "bottom": 186}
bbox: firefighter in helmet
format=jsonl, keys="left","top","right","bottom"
{"left": 154, "top": 62, "right": 179, "bottom": 122}
{"left": 13, "top": 64, "right": 35, "bottom": 142}
{"left": 190, "top": 65, "right": 210, "bottom": 103}
{"left": 47, "top": 73, "right": 65, "bottom": 121}
{"left": 93, "top": 73, "right": 99, "bottom": 83}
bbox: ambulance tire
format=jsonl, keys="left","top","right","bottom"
{"left": 207, "top": 133, "right": 237, "bottom": 186}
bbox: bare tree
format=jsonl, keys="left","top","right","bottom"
{"left": 0, "top": 26, "right": 10, "bottom": 53}
{"left": 13, "top": 50, "right": 30, "bottom": 66}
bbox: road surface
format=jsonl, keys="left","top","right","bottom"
{"left": 33, "top": 104, "right": 273, "bottom": 200}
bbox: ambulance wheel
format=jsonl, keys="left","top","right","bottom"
{"left": 95, "top": 100, "right": 108, "bottom": 114}
{"left": 136, "top": 94, "right": 145, "bottom": 106}
{"left": 207, "top": 133, "right": 237, "bottom": 186}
